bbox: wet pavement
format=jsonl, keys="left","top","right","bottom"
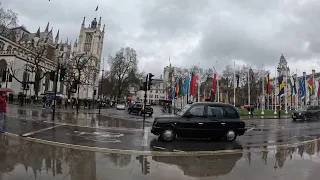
{"left": 2, "top": 105, "right": 320, "bottom": 179}
{"left": 1, "top": 134, "right": 320, "bottom": 180}
{"left": 7, "top": 104, "right": 164, "bottom": 123}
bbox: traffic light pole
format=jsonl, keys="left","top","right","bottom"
{"left": 52, "top": 63, "right": 60, "bottom": 121}
{"left": 143, "top": 75, "right": 148, "bottom": 130}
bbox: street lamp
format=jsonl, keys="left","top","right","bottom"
{"left": 98, "top": 58, "right": 104, "bottom": 114}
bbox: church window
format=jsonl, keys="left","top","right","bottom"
{"left": 84, "top": 33, "right": 93, "bottom": 52}
{"left": 0, "top": 41, "right": 4, "bottom": 51}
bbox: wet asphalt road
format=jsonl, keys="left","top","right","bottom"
{"left": 2, "top": 105, "right": 320, "bottom": 153}
{"left": 1, "top": 105, "right": 320, "bottom": 179}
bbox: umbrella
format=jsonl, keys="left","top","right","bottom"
{"left": 0, "top": 88, "right": 13, "bottom": 92}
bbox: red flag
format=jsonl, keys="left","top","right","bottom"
{"left": 212, "top": 73, "right": 217, "bottom": 93}
{"left": 190, "top": 72, "right": 197, "bottom": 96}
{"left": 318, "top": 80, "right": 320, "bottom": 96}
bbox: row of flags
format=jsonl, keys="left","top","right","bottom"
{"left": 168, "top": 65, "right": 320, "bottom": 105}
{"left": 264, "top": 72, "right": 320, "bottom": 102}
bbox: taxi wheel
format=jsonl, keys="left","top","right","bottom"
{"left": 159, "top": 127, "right": 176, "bottom": 142}
{"left": 225, "top": 130, "right": 237, "bottom": 142}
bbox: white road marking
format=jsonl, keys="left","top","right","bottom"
{"left": 153, "top": 146, "right": 166, "bottom": 150}
{"left": 142, "top": 127, "right": 150, "bottom": 147}
{"left": 246, "top": 127, "right": 256, "bottom": 132}
{"left": 21, "top": 125, "right": 63, "bottom": 137}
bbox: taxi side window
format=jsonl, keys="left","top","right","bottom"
{"left": 224, "top": 106, "right": 239, "bottom": 118}
{"left": 207, "top": 106, "right": 224, "bottom": 118}
{"left": 189, "top": 105, "right": 205, "bottom": 117}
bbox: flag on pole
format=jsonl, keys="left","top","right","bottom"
{"left": 249, "top": 68, "right": 254, "bottom": 88}
{"left": 95, "top": 5, "right": 99, "bottom": 11}
{"left": 279, "top": 75, "right": 285, "bottom": 97}
{"left": 289, "top": 75, "right": 297, "bottom": 98}
{"left": 299, "top": 77, "right": 306, "bottom": 99}
{"left": 236, "top": 74, "right": 240, "bottom": 91}
{"left": 265, "top": 73, "right": 271, "bottom": 94}
{"left": 317, "top": 79, "right": 320, "bottom": 97}
{"left": 315, "top": 79, "right": 320, "bottom": 97}
{"left": 182, "top": 76, "right": 190, "bottom": 96}
{"left": 212, "top": 72, "right": 217, "bottom": 93}
{"left": 190, "top": 72, "right": 197, "bottom": 96}
{"left": 307, "top": 78, "right": 314, "bottom": 95}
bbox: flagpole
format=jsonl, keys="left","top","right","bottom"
{"left": 262, "top": 64, "right": 265, "bottom": 115}
{"left": 247, "top": 66, "right": 251, "bottom": 115}
{"left": 197, "top": 63, "right": 201, "bottom": 102}
{"left": 295, "top": 69, "right": 298, "bottom": 110}
{"left": 312, "top": 69, "right": 315, "bottom": 105}
{"left": 216, "top": 61, "right": 219, "bottom": 102}
{"left": 274, "top": 66, "right": 277, "bottom": 114}
{"left": 303, "top": 71, "right": 307, "bottom": 105}
{"left": 285, "top": 68, "right": 288, "bottom": 114}
{"left": 233, "top": 61, "right": 236, "bottom": 106}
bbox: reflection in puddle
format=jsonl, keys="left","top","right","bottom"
{"left": 1, "top": 135, "right": 320, "bottom": 179}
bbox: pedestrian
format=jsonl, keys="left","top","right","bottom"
{"left": 42, "top": 95, "right": 47, "bottom": 109}
{"left": 0, "top": 92, "right": 8, "bottom": 133}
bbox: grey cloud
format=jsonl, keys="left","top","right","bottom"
{"left": 4, "top": 0, "right": 320, "bottom": 76}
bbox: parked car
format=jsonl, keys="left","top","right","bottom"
{"left": 151, "top": 102, "right": 246, "bottom": 142}
{"left": 128, "top": 103, "right": 153, "bottom": 116}
{"left": 292, "top": 105, "right": 320, "bottom": 121}
{"left": 116, "top": 104, "right": 125, "bottom": 110}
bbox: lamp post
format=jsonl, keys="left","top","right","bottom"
{"left": 99, "top": 58, "right": 104, "bottom": 114}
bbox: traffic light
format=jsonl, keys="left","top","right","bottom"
{"left": 60, "top": 68, "right": 66, "bottom": 82}
{"left": 140, "top": 82, "right": 147, "bottom": 91}
{"left": 49, "top": 71, "right": 55, "bottom": 81}
{"left": 93, "top": 89, "right": 97, "bottom": 95}
{"left": 148, "top": 73, "right": 154, "bottom": 91}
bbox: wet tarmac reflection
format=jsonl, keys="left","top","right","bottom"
{"left": 11, "top": 108, "right": 145, "bottom": 129}
{"left": 1, "top": 135, "right": 320, "bottom": 180}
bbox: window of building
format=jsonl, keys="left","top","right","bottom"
{"left": 84, "top": 33, "right": 93, "bottom": 52}
{"left": 156, "top": 90, "right": 158, "bottom": 93}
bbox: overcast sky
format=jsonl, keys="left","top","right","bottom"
{"left": 3, "top": 0, "right": 320, "bottom": 78}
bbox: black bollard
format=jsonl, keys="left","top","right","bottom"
{"left": 278, "top": 110, "right": 281, "bottom": 119}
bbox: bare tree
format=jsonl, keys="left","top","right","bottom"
{"left": 63, "top": 52, "right": 97, "bottom": 99}
{"left": 107, "top": 47, "right": 139, "bottom": 101}
{"left": 8, "top": 36, "right": 57, "bottom": 99}
{"left": 0, "top": 2, "right": 18, "bottom": 37}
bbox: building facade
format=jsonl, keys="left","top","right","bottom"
{"left": 0, "top": 16, "right": 105, "bottom": 100}
{"left": 72, "top": 17, "right": 105, "bottom": 99}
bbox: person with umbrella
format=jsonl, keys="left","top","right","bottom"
{"left": 0, "top": 88, "right": 11, "bottom": 133}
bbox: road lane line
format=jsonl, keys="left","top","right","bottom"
{"left": 246, "top": 127, "right": 256, "bottom": 132}
{"left": 153, "top": 146, "right": 166, "bottom": 150}
{"left": 21, "top": 125, "right": 63, "bottom": 137}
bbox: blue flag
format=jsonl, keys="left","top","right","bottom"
{"left": 299, "top": 77, "right": 305, "bottom": 99}
{"left": 182, "top": 76, "right": 190, "bottom": 96}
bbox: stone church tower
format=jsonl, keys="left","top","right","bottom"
{"left": 73, "top": 16, "right": 105, "bottom": 99}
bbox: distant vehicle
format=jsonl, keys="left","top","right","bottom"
{"left": 116, "top": 104, "right": 125, "bottom": 110}
{"left": 292, "top": 105, "right": 320, "bottom": 121}
{"left": 128, "top": 103, "right": 153, "bottom": 116}
{"left": 151, "top": 102, "right": 246, "bottom": 142}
